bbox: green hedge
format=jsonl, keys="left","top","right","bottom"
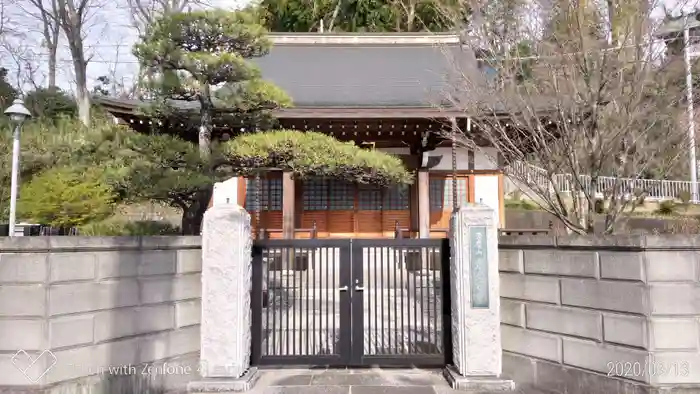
{"left": 79, "top": 219, "right": 181, "bottom": 236}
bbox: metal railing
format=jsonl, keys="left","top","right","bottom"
{"left": 0, "top": 224, "right": 80, "bottom": 236}
{"left": 506, "top": 161, "right": 700, "bottom": 203}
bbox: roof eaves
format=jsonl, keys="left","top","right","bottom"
{"left": 269, "top": 32, "right": 462, "bottom": 46}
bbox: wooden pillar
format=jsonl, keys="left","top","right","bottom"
{"left": 451, "top": 117, "right": 459, "bottom": 211}
{"left": 418, "top": 170, "right": 430, "bottom": 238}
{"left": 282, "top": 172, "right": 295, "bottom": 239}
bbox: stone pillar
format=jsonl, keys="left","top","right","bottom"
{"left": 211, "top": 177, "right": 239, "bottom": 207}
{"left": 188, "top": 205, "right": 259, "bottom": 393}
{"left": 444, "top": 204, "right": 514, "bottom": 392}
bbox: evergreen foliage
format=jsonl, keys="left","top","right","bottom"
{"left": 225, "top": 130, "right": 413, "bottom": 185}
{"left": 16, "top": 166, "right": 117, "bottom": 228}
{"left": 25, "top": 88, "right": 78, "bottom": 120}
{"left": 0, "top": 68, "right": 17, "bottom": 110}
{"left": 254, "top": 0, "right": 467, "bottom": 33}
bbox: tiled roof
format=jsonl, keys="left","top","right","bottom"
{"left": 95, "top": 33, "right": 499, "bottom": 113}
{"left": 252, "top": 34, "right": 481, "bottom": 107}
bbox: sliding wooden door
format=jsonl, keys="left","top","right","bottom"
{"left": 301, "top": 178, "right": 355, "bottom": 237}
{"left": 299, "top": 178, "right": 411, "bottom": 238}
{"left": 429, "top": 174, "right": 472, "bottom": 237}
{"left": 240, "top": 173, "right": 283, "bottom": 237}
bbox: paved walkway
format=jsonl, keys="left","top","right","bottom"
{"left": 249, "top": 368, "right": 540, "bottom": 394}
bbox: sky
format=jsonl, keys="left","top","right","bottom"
{"left": 1, "top": 0, "right": 249, "bottom": 94}
{"left": 0, "top": 0, "right": 697, "bottom": 96}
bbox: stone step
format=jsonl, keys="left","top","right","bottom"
{"left": 255, "top": 369, "right": 449, "bottom": 387}
{"left": 244, "top": 369, "right": 529, "bottom": 394}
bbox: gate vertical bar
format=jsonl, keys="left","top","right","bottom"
{"left": 339, "top": 240, "right": 353, "bottom": 364}
{"left": 284, "top": 250, "right": 290, "bottom": 356}
{"left": 350, "top": 240, "right": 365, "bottom": 364}
{"left": 251, "top": 244, "right": 263, "bottom": 365}
{"left": 392, "top": 246, "right": 399, "bottom": 353}
{"left": 431, "top": 247, "right": 438, "bottom": 350}
{"left": 270, "top": 248, "right": 277, "bottom": 356}
{"left": 324, "top": 245, "right": 330, "bottom": 354}
{"left": 379, "top": 247, "right": 385, "bottom": 353}
{"left": 331, "top": 246, "right": 337, "bottom": 354}
{"left": 292, "top": 248, "right": 297, "bottom": 356}
{"left": 373, "top": 246, "right": 379, "bottom": 355}
{"left": 306, "top": 247, "right": 311, "bottom": 356}
{"left": 399, "top": 246, "right": 406, "bottom": 354}
{"left": 441, "top": 238, "right": 452, "bottom": 365}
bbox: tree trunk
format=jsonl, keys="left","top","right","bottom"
{"left": 585, "top": 177, "right": 597, "bottom": 234}
{"left": 406, "top": 1, "right": 415, "bottom": 31}
{"left": 76, "top": 80, "right": 91, "bottom": 126}
{"left": 187, "top": 85, "right": 215, "bottom": 234}
{"left": 72, "top": 50, "right": 91, "bottom": 126}
{"left": 180, "top": 188, "right": 213, "bottom": 235}
{"left": 61, "top": 21, "right": 90, "bottom": 125}
{"left": 42, "top": 18, "right": 59, "bottom": 89}
{"left": 327, "top": 0, "right": 341, "bottom": 32}
{"left": 48, "top": 47, "right": 57, "bottom": 88}
{"left": 607, "top": 0, "right": 615, "bottom": 45}
{"left": 198, "top": 85, "right": 214, "bottom": 158}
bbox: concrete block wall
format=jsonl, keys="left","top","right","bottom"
{"left": 0, "top": 236, "right": 202, "bottom": 393}
{"left": 499, "top": 235, "right": 700, "bottom": 393}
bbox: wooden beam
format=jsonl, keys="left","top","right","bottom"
{"left": 282, "top": 172, "right": 295, "bottom": 240}
{"left": 418, "top": 171, "right": 430, "bottom": 238}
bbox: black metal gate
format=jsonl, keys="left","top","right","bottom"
{"left": 251, "top": 238, "right": 450, "bottom": 367}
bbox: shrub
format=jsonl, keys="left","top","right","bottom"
{"left": 654, "top": 200, "right": 677, "bottom": 216}
{"left": 24, "top": 87, "right": 77, "bottom": 119}
{"left": 504, "top": 198, "right": 539, "bottom": 210}
{"left": 635, "top": 195, "right": 646, "bottom": 207}
{"left": 78, "top": 219, "right": 180, "bottom": 236}
{"left": 664, "top": 217, "right": 700, "bottom": 234}
{"left": 678, "top": 190, "right": 692, "bottom": 204}
{"left": 594, "top": 198, "right": 606, "bottom": 214}
{"left": 17, "top": 167, "right": 116, "bottom": 227}
{"left": 632, "top": 188, "right": 646, "bottom": 207}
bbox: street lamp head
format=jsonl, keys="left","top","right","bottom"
{"left": 4, "top": 99, "right": 31, "bottom": 124}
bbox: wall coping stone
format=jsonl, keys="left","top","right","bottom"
{"left": 0, "top": 236, "right": 201, "bottom": 252}
{"left": 499, "top": 235, "right": 556, "bottom": 247}
{"left": 499, "top": 234, "right": 700, "bottom": 251}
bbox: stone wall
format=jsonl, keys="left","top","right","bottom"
{"left": 499, "top": 235, "right": 700, "bottom": 394}
{"left": 0, "top": 236, "right": 202, "bottom": 393}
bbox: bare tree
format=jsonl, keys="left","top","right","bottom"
{"left": 125, "top": 0, "right": 208, "bottom": 99}
{"left": 127, "top": 0, "right": 208, "bottom": 33}
{"left": 93, "top": 41, "right": 133, "bottom": 98}
{"left": 0, "top": 0, "right": 9, "bottom": 38}
{"left": 4, "top": 45, "right": 45, "bottom": 90}
{"left": 0, "top": 16, "right": 44, "bottom": 95}
{"left": 54, "top": 0, "right": 100, "bottom": 125}
{"left": 17, "top": 0, "right": 61, "bottom": 88}
{"left": 442, "top": 0, "right": 692, "bottom": 234}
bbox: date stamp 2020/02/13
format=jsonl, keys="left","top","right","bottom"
{"left": 607, "top": 359, "right": 690, "bottom": 379}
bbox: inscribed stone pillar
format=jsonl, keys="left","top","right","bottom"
{"left": 188, "top": 205, "right": 259, "bottom": 393}
{"left": 444, "top": 204, "right": 514, "bottom": 391}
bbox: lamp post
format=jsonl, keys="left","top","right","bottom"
{"left": 4, "top": 99, "right": 31, "bottom": 237}
{"left": 659, "top": 12, "right": 700, "bottom": 202}
{"left": 684, "top": 14, "right": 699, "bottom": 202}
